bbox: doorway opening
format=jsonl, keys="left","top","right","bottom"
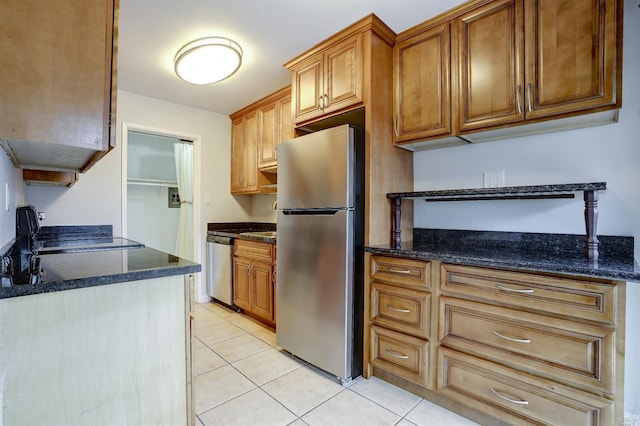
{"left": 121, "top": 124, "right": 200, "bottom": 264}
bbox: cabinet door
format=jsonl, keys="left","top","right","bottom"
{"left": 523, "top": 0, "right": 619, "bottom": 119}
{"left": 394, "top": 22, "right": 452, "bottom": 143}
{"left": 278, "top": 95, "right": 293, "bottom": 145}
{"left": 242, "top": 112, "right": 259, "bottom": 192}
{"left": 251, "top": 261, "right": 274, "bottom": 323}
{"left": 457, "top": 0, "right": 524, "bottom": 132}
{"left": 0, "top": 0, "right": 113, "bottom": 150}
{"left": 230, "top": 118, "right": 245, "bottom": 193}
{"left": 323, "top": 33, "right": 364, "bottom": 116}
{"left": 233, "top": 258, "right": 252, "bottom": 311}
{"left": 258, "top": 103, "right": 278, "bottom": 169}
{"left": 292, "top": 53, "right": 323, "bottom": 124}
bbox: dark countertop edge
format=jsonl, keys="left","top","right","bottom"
{"left": 0, "top": 264, "right": 201, "bottom": 300}
{"left": 364, "top": 246, "right": 640, "bottom": 282}
{"left": 387, "top": 182, "right": 606, "bottom": 198}
{"left": 208, "top": 230, "right": 276, "bottom": 244}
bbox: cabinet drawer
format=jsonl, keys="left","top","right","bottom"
{"left": 370, "top": 325, "right": 429, "bottom": 387}
{"left": 441, "top": 264, "right": 618, "bottom": 324}
{"left": 440, "top": 297, "right": 615, "bottom": 395}
{"left": 438, "top": 348, "right": 614, "bottom": 426}
{"left": 234, "top": 240, "right": 274, "bottom": 262}
{"left": 371, "top": 282, "right": 430, "bottom": 339}
{"left": 371, "top": 256, "right": 430, "bottom": 290}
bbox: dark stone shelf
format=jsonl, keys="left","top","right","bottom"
{"left": 387, "top": 182, "right": 606, "bottom": 260}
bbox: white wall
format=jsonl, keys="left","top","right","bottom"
{"left": 24, "top": 90, "right": 259, "bottom": 301}
{"left": 116, "top": 91, "right": 256, "bottom": 301}
{"left": 412, "top": 1, "right": 640, "bottom": 413}
{"left": 0, "top": 151, "right": 26, "bottom": 247}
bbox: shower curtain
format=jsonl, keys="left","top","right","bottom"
{"left": 174, "top": 141, "right": 194, "bottom": 260}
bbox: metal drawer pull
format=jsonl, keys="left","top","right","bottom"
{"left": 385, "top": 349, "right": 409, "bottom": 359}
{"left": 516, "top": 85, "right": 522, "bottom": 114}
{"left": 495, "top": 284, "right": 534, "bottom": 294}
{"left": 386, "top": 304, "right": 411, "bottom": 313}
{"left": 387, "top": 268, "right": 412, "bottom": 274}
{"left": 492, "top": 330, "right": 531, "bottom": 344}
{"left": 491, "top": 388, "right": 529, "bottom": 405}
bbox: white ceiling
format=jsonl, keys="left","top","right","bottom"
{"left": 118, "top": 0, "right": 465, "bottom": 116}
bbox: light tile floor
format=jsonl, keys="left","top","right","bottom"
{"left": 193, "top": 302, "right": 478, "bottom": 426}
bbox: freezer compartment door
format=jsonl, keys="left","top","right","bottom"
{"left": 277, "top": 125, "right": 355, "bottom": 209}
{"left": 276, "top": 209, "right": 354, "bottom": 380}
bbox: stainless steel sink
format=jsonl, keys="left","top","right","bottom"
{"left": 240, "top": 231, "right": 276, "bottom": 238}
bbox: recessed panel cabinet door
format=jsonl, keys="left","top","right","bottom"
{"left": 523, "top": 0, "right": 619, "bottom": 118}
{"left": 394, "top": 22, "right": 452, "bottom": 142}
{"left": 252, "top": 261, "right": 274, "bottom": 322}
{"left": 258, "top": 103, "right": 277, "bottom": 169}
{"left": 292, "top": 55, "right": 323, "bottom": 123}
{"left": 0, "top": 0, "right": 113, "bottom": 150}
{"left": 323, "top": 33, "right": 363, "bottom": 115}
{"left": 230, "top": 118, "right": 245, "bottom": 192}
{"left": 233, "top": 259, "right": 252, "bottom": 311}
{"left": 243, "top": 113, "right": 259, "bottom": 192}
{"left": 457, "top": 0, "right": 524, "bottom": 132}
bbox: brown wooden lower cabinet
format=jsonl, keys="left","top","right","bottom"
{"left": 364, "top": 253, "right": 626, "bottom": 426}
{"left": 233, "top": 240, "right": 276, "bottom": 327}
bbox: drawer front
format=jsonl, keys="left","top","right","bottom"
{"left": 370, "top": 325, "right": 429, "bottom": 387}
{"left": 438, "top": 348, "right": 614, "bottom": 426}
{"left": 234, "top": 240, "right": 273, "bottom": 262}
{"left": 440, "top": 297, "right": 615, "bottom": 395}
{"left": 441, "top": 264, "right": 617, "bottom": 324}
{"left": 371, "top": 282, "right": 430, "bottom": 338}
{"left": 371, "top": 256, "right": 430, "bottom": 290}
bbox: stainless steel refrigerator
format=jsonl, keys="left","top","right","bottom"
{"left": 276, "top": 124, "right": 364, "bottom": 384}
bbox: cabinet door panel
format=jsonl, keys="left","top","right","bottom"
{"left": 258, "top": 103, "right": 277, "bottom": 168}
{"left": 292, "top": 55, "right": 323, "bottom": 123}
{"left": 324, "top": 34, "right": 363, "bottom": 115}
{"left": 524, "top": 0, "right": 618, "bottom": 118}
{"left": 243, "top": 113, "right": 259, "bottom": 192}
{"left": 233, "top": 259, "right": 251, "bottom": 310}
{"left": 457, "top": 0, "right": 524, "bottom": 132}
{"left": 0, "top": 0, "right": 112, "bottom": 151}
{"left": 394, "top": 23, "right": 452, "bottom": 142}
{"left": 230, "top": 118, "right": 245, "bottom": 192}
{"left": 252, "top": 262, "right": 274, "bottom": 322}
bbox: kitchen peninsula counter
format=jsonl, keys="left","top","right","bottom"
{"left": 0, "top": 225, "right": 200, "bottom": 299}
{"left": 0, "top": 225, "right": 199, "bottom": 425}
{"left": 365, "top": 228, "right": 640, "bottom": 282}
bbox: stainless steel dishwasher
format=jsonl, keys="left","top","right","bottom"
{"left": 206, "top": 235, "right": 237, "bottom": 310}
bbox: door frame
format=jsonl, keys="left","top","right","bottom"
{"left": 121, "top": 122, "right": 202, "bottom": 291}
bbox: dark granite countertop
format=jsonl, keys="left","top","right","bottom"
{"left": 207, "top": 222, "right": 276, "bottom": 244}
{"left": 365, "top": 229, "right": 640, "bottom": 282}
{"left": 1, "top": 226, "right": 201, "bottom": 299}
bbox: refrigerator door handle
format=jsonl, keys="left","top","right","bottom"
{"left": 282, "top": 209, "right": 340, "bottom": 216}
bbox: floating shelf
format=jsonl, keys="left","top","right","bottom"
{"left": 127, "top": 178, "right": 178, "bottom": 187}
{"left": 387, "top": 182, "right": 606, "bottom": 260}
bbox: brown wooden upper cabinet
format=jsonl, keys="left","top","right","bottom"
{"left": 393, "top": 22, "right": 456, "bottom": 147}
{"left": 230, "top": 86, "right": 289, "bottom": 194}
{"left": 258, "top": 88, "right": 293, "bottom": 171}
{"left": 394, "top": 0, "right": 621, "bottom": 148}
{"left": 230, "top": 114, "right": 260, "bottom": 194}
{"left": 0, "top": 0, "right": 118, "bottom": 179}
{"left": 289, "top": 33, "right": 364, "bottom": 125}
{"left": 457, "top": 0, "right": 620, "bottom": 133}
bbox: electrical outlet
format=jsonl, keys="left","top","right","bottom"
{"left": 483, "top": 171, "right": 505, "bottom": 188}
{"left": 168, "top": 187, "right": 181, "bottom": 208}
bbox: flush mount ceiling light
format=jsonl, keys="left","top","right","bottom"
{"left": 174, "top": 37, "right": 243, "bottom": 85}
